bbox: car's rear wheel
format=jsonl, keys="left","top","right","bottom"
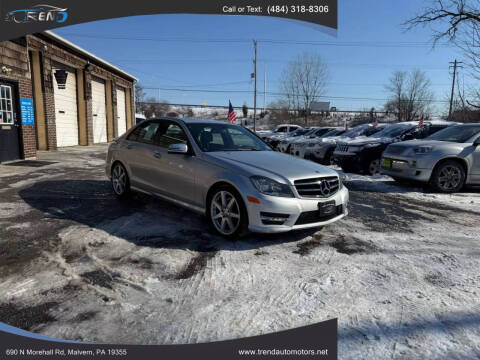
{"left": 430, "top": 160, "right": 466, "bottom": 193}
{"left": 111, "top": 162, "right": 130, "bottom": 198}
{"left": 208, "top": 186, "right": 247, "bottom": 238}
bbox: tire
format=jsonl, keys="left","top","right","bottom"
{"left": 207, "top": 185, "right": 248, "bottom": 239}
{"left": 111, "top": 162, "right": 130, "bottom": 198}
{"left": 367, "top": 159, "right": 382, "bottom": 176}
{"left": 430, "top": 160, "right": 466, "bottom": 193}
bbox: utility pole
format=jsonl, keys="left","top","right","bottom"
{"left": 448, "top": 59, "right": 462, "bottom": 119}
{"left": 253, "top": 40, "right": 257, "bottom": 131}
{"left": 263, "top": 65, "right": 266, "bottom": 114}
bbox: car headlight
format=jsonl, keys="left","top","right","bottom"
{"left": 365, "top": 143, "right": 381, "bottom": 148}
{"left": 250, "top": 176, "right": 294, "bottom": 198}
{"left": 414, "top": 146, "right": 433, "bottom": 154}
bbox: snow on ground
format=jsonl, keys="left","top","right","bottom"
{"left": 0, "top": 146, "right": 479, "bottom": 359}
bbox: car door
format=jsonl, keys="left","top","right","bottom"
{"left": 122, "top": 121, "right": 162, "bottom": 191}
{"left": 148, "top": 121, "right": 196, "bottom": 204}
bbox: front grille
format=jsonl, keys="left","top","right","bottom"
{"left": 337, "top": 144, "right": 348, "bottom": 152}
{"left": 295, "top": 205, "right": 343, "bottom": 225}
{"left": 294, "top": 176, "right": 340, "bottom": 198}
{"left": 384, "top": 145, "right": 404, "bottom": 155}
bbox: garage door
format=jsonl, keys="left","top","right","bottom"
{"left": 52, "top": 68, "right": 78, "bottom": 147}
{"left": 116, "top": 87, "right": 127, "bottom": 136}
{"left": 91, "top": 79, "right": 107, "bottom": 143}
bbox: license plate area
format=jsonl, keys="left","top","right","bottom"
{"left": 318, "top": 200, "right": 336, "bottom": 216}
{"left": 382, "top": 158, "right": 392, "bottom": 169}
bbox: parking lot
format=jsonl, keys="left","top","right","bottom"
{"left": 1, "top": 145, "right": 480, "bottom": 359}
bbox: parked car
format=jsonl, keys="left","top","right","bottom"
{"left": 334, "top": 121, "right": 454, "bottom": 175}
{"left": 135, "top": 113, "right": 146, "bottom": 125}
{"left": 381, "top": 123, "right": 480, "bottom": 192}
{"left": 290, "top": 128, "right": 345, "bottom": 159}
{"left": 106, "top": 118, "right": 349, "bottom": 237}
{"left": 266, "top": 127, "right": 312, "bottom": 150}
{"left": 310, "top": 123, "right": 388, "bottom": 165}
{"left": 256, "top": 124, "right": 303, "bottom": 140}
{"left": 278, "top": 127, "right": 333, "bottom": 153}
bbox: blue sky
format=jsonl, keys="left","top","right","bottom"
{"left": 52, "top": 1, "right": 469, "bottom": 115}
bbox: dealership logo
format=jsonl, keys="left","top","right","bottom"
{"left": 5, "top": 4, "right": 68, "bottom": 24}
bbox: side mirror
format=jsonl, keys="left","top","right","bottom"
{"left": 168, "top": 143, "right": 188, "bottom": 154}
{"left": 474, "top": 137, "right": 480, "bottom": 146}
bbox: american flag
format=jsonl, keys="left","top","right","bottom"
{"left": 418, "top": 115, "right": 424, "bottom": 128}
{"left": 373, "top": 118, "right": 378, "bottom": 128}
{"left": 228, "top": 100, "right": 237, "bottom": 124}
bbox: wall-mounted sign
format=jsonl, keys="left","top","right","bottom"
{"left": 54, "top": 69, "right": 68, "bottom": 89}
{"left": 20, "top": 98, "right": 35, "bottom": 125}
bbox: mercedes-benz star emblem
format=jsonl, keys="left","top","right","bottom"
{"left": 320, "top": 180, "right": 331, "bottom": 196}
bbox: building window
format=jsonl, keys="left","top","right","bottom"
{"left": 0, "top": 85, "right": 14, "bottom": 125}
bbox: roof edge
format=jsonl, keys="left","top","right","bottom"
{"left": 41, "top": 31, "right": 138, "bottom": 82}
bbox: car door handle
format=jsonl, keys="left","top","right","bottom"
{"left": 153, "top": 152, "right": 162, "bottom": 159}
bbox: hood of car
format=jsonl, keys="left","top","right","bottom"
{"left": 341, "top": 136, "right": 394, "bottom": 146}
{"left": 387, "top": 139, "right": 471, "bottom": 151}
{"left": 205, "top": 150, "right": 338, "bottom": 183}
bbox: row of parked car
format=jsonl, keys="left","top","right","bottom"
{"left": 257, "top": 122, "right": 480, "bottom": 193}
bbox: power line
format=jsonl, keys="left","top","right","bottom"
{"left": 141, "top": 86, "right": 450, "bottom": 103}
{"left": 56, "top": 32, "right": 452, "bottom": 48}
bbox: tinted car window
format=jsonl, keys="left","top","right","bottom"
{"left": 276, "top": 127, "right": 287, "bottom": 133}
{"left": 127, "top": 122, "right": 160, "bottom": 144}
{"left": 156, "top": 122, "right": 189, "bottom": 148}
{"left": 427, "top": 125, "right": 480, "bottom": 142}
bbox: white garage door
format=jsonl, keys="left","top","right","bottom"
{"left": 116, "top": 87, "right": 127, "bottom": 136}
{"left": 91, "top": 79, "right": 107, "bottom": 143}
{"left": 52, "top": 68, "right": 78, "bottom": 147}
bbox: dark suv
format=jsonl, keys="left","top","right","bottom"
{"left": 334, "top": 121, "right": 455, "bottom": 175}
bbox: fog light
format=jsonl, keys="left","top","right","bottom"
{"left": 260, "top": 212, "right": 289, "bottom": 225}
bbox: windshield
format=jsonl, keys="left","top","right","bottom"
{"left": 290, "top": 128, "right": 309, "bottom": 137}
{"left": 372, "top": 124, "right": 415, "bottom": 138}
{"left": 322, "top": 129, "right": 343, "bottom": 137}
{"left": 427, "top": 125, "right": 480, "bottom": 143}
{"left": 187, "top": 123, "right": 272, "bottom": 152}
{"left": 342, "top": 124, "right": 370, "bottom": 138}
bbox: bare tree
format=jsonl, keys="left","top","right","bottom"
{"left": 405, "top": 0, "right": 480, "bottom": 106}
{"left": 385, "top": 70, "right": 434, "bottom": 122}
{"left": 140, "top": 97, "right": 171, "bottom": 119}
{"left": 279, "top": 52, "right": 329, "bottom": 124}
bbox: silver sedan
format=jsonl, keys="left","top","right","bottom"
{"left": 106, "top": 118, "right": 349, "bottom": 237}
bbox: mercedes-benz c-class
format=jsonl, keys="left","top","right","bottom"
{"left": 106, "top": 118, "right": 349, "bottom": 238}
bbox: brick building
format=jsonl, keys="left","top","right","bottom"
{"left": 0, "top": 31, "right": 137, "bottom": 163}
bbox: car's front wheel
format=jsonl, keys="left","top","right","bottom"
{"left": 430, "top": 160, "right": 466, "bottom": 193}
{"left": 208, "top": 186, "right": 247, "bottom": 238}
{"left": 368, "top": 159, "right": 382, "bottom": 175}
{"left": 111, "top": 162, "right": 130, "bottom": 198}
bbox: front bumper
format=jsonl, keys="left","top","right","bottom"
{"left": 380, "top": 156, "right": 433, "bottom": 182}
{"left": 246, "top": 186, "right": 349, "bottom": 233}
{"left": 333, "top": 152, "right": 367, "bottom": 172}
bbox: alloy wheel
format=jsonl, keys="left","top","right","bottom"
{"left": 210, "top": 190, "right": 241, "bottom": 236}
{"left": 437, "top": 165, "right": 462, "bottom": 191}
{"left": 369, "top": 159, "right": 381, "bottom": 175}
{"left": 112, "top": 164, "right": 127, "bottom": 195}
